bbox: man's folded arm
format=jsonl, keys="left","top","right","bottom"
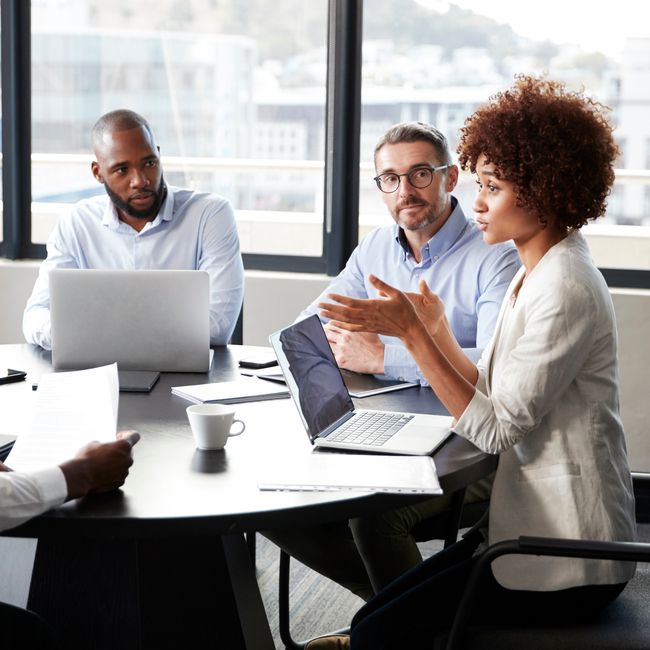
{"left": 383, "top": 343, "right": 482, "bottom": 386}
{"left": 297, "top": 248, "right": 368, "bottom": 324}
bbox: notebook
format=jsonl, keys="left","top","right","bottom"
{"left": 49, "top": 269, "right": 211, "bottom": 372}
{"left": 171, "top": 376, "right": 289, "bottom": 404}
{"left": 118, "top": 370, "right": 161, "bottom": 393}
{"left": 240, "top": 365, "right": 418, "bottom": 397}
{"left": 269, "top": 315, "right": 453, "bottom": 455}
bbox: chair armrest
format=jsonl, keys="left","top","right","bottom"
{"left": 517, "top": 536, "right": 650, "bottom": 562}
{"left": 446, "top": 536, "right": 649, "bottom": 650}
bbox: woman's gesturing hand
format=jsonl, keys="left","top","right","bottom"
{"left": 318, "top": 274, "right": 428, "bottom": 341}
{"left": 404, "top": 279, "right": 447, "bottom": 339}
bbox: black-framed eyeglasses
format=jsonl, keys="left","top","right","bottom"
{"left": 373, "top": 164, "right": 450, "bottom": 193}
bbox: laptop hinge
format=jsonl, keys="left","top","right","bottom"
{"left": 316, "top": 410, "right": 356, "bottom": 440}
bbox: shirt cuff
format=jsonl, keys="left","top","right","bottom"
{"left": 30, "top": 466, "right": 68, "bottom": 507}
{"left": 454, "top": 382, "right": 500, "bottom": 455}
{"left": 383, "top": 344, "right": 427, "bottom": 385}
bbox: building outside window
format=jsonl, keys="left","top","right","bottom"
{"left": 12, "top": 0, "right": 650, "bottom": 276}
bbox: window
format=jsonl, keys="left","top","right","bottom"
{"left": 29, "top": 0, "right": 329, "bottom": 260}
{"left": 0, "top": 18, "right": 3, "bottom": 246}
{"left": 0, "top": 1, "right": 648, "bottom": 286}
{"left": 359, "top": 0, "right": 650, "bottom": 275}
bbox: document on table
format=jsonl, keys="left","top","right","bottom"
{"left": 6, "top": 364, "right": 119, "bottom": 473}
{"left": 171, "top": 377, "right": 289, "bottom": 404}
{"left": 258, "top": 453, "right": 442, "bottom": 494}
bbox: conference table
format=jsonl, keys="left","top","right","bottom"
{"left": 0, "top": 343, "right": 496, "bottom": 650}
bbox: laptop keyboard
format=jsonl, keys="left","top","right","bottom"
{"left": 328, "top": 411, "right": 414, "bottom": 446}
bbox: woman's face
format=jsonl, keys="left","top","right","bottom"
{"left": 472, "top": 154, "right": 541, "bottom": 246}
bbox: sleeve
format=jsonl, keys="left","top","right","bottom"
{"left": 0, "top": 467, "right": 68, "bottom": 532}
{"left": 198, "top": 199, "right": 245, "bottom": 345}
{"left": 296, "top": 243, "right": 368, "bottom": 322}
{"left": 385, "top": 245, "right": 520, "bottom": 385}
{"left": 472, "top": 246, "right": 521, "bottom": 356}
{"left": 383, "top": 344, "right": 429, "bottom": 384}
{"left": 22, "top": 215, "right": 82, "bottom": 350}
{"left": 454, "top": 281, "right": 598, "bottom": 455}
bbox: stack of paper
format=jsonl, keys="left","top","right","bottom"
{"left": 6, "top": 364, "right": 119, "bottom": 472}
{"left": 171, "top": 377, "right": 289, "bottom": 404}
{"left": 258, "top": 453, "right": 442, "bottom": 494}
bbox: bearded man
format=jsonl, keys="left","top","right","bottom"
{"left": 23, "top": 109, "right": 244, "bottom": 348}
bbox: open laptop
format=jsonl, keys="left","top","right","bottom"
{"left": 269, "top": 314, "right": 453, "bottom": 455}
{"left": 50, "top": 269, "right": 211, "bottom": 372}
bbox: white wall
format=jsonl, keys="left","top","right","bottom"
{"left": 611, "top": 289, "right": 650, "bottom": 473}
{"left": 1, "top": 261, "right": 649, "bottom": 472}
{"left": 0, "top": 259, "right": 42, "bottom": 344}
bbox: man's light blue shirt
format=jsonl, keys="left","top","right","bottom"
{"left": 300, "top": 198, "right": 520, "bottom": 385}
{"left": 23, "top": 186, "right": 244, "bottom": 349}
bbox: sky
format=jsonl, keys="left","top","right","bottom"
{"left": 414, "top": 0, "right": 650, "bottom": 59}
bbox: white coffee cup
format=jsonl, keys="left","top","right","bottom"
{"left": 186, "top": 404, "right": 246, "bottom": 450}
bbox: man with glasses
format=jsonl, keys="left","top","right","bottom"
{"left": 298, "top": 121, "right": 519, "bottom": 383}
{"left": 264, "top": 122, "right": 519, "bottom": 604}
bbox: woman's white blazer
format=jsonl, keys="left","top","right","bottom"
{"left": 455, "top": 231, "right": 636, "bottom": 591}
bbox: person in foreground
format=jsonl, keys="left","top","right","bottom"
{"left": 0, "top": 430, "right": 139, "bottom": 648}
{"left": 306, "top": 75, "right": 637, "bottom": 649}
{"left": 23, "top": 109, "right": 244, "bottom": 349}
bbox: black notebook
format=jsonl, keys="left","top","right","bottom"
{"left": 118, "top": 370, "right": 160, "bottom": 393}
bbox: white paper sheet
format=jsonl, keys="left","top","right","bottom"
{"left": 258, "top": 453, "right": 442, "bottom": 494}
{"left": 6, "top": 364, "right": 119, "bottom": 472}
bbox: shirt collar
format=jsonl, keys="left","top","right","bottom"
{"left": 101, "top": 186, "right": 174, "bottom": 232}
{"left": 394, "top": 196, "right": 468, "bottom": 260}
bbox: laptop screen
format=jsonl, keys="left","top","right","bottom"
{"left": 271, "top": 315, "right": 354, "bottom": 441}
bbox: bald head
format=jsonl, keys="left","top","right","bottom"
{"left": 92, "top": 110, "right": 156, "bottom": 153}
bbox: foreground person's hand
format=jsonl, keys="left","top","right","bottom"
{"left": 59, "top": 430, "right": 140, "bottom": 500}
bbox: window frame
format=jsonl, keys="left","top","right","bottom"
{"left": 1, "top": 0, "right": 649, "bottom": 289}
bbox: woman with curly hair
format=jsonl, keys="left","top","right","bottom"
{"left": 305, "top": 75, "right": 636, "bottom": 650}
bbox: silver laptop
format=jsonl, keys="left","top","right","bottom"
{"left": 50, "top": 269, "right": 211, "bottom": 372}
{"left": 269, "top": 315, "right": 453, "bottom": 455}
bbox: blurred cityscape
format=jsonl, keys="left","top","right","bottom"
{"left": 30, "top": 0, "right": 650, "bottom": 228}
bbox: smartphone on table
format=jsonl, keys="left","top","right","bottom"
{"left": 0, "top": 369, "right": 27, "bottom": 385}
{"left": 238, "top": 353, "right": 278, "bottom": 369}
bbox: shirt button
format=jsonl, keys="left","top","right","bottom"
{"left": 433, "top": 255, "right": 439, "bottom": 261}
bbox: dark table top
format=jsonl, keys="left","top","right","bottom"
{"left": 0, "top": 343, "right": 496, "bottom": 540}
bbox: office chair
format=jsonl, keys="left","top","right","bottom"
{"left": 0, "top": 601, "right": 61, "bottom": 649}
{"left": 230, "top": 306, "right": 244, "bottom": 345}
{"left": 279, "top": 491, "right": 489, "bottom": 650}
{"left": 440, "top": 536, "right": 650, "bottom": 650}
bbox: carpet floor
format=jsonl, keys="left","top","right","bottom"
{"left": 256, "top": 524, "right": 650, "bottom": 649}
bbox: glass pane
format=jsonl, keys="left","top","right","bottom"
{"left": 360, "top": 0, "right": 650, "bottom": 271}
{"left": 31, "top": 0, "right": 328, "bottom": 256}
{"left": 0, "top": 19, "right": 3, "bottom": 244}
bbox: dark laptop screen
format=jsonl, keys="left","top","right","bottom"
{"left": 273, "top": 315, "right": 354, "bottom": 440}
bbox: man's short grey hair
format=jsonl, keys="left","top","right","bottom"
{"left": 374, "top": 121, "right": 452, "bottom": 167}
{"left": 92, "top": 109, "right": 155, "bottom": 148}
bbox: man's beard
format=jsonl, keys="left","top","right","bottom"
{"left": 393, "top": 199, "right": 441, "bottom": 231}
{"left": 104, "top": 177, "right": 168, "bottom": 220}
